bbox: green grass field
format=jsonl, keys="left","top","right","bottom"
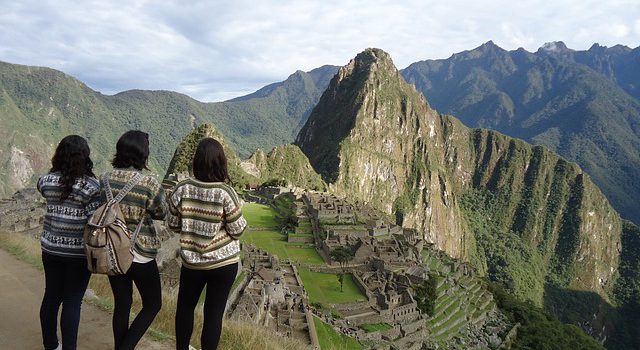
{"left": 298, "top": 268, "right": 366, "bottom": 305}
{"left": 243, "top": 203, "right": 279, "bottom": 228}
{"left": 241, "top": 230, "right": 324, "bottom": 264}
{"left": 360, "top": 323, "right": 393, "bottom": 333}
{"left": 313, "top": 316, "right": 361, "bottom": 350}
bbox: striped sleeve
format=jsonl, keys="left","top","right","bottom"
{"left": 223, "top": 187, "right": 247, "bottom": 239}
{"left": 37, "top": 176, "right": 43, "bottom": 194}
{"left": 84, "top": 177, "right": 102, "bottom": 218}
{"left": 166, "top": 185, "right": 182, "bottom": 232}
{"left": 146, "top": 177, "right": 167, "bottom": 220}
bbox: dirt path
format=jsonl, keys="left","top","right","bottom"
{"left": 0, "top": 248, "right": 173, "bottom": 350}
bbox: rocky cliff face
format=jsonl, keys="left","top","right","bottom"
{"left": 243, "top": 144, "right": 325, "bottom": 190}
{"left": 296, "top": 48, "right": 622, "bottom": 300}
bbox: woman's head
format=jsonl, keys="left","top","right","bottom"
{"left": 193, "top": 138, "right": 229, "bottom": 183}
{"left": 50, "top": 135, "right": 94, "bottom": 199}
{"left": 112, "top": 130, "right": 149, "bottom": 170}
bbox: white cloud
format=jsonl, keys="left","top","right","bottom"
{"left": 0, "top": 0, "right": 638, "bottom": 102}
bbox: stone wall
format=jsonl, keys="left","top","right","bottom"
{"left": 0, "top": 188, "right": 45, "bottom": 233}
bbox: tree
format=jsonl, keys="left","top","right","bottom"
{"left": 414, "top": 275, "right": 438, "bottom": 316}
{"left": 330, "top": 246, "right": 354, "bottom": 292}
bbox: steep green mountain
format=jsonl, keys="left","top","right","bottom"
{"left": 205, "top": 65, "right": 339, "bottom": 156}
{"left": 401, "top": 42, "right": 640, "bottom": 224}
{"left": 242, "top": 145, "right": 326, "bottom": 190}
{"left": 0, "top": 60, "right": 337, "bottom": 197}
{"left": 162, "top": 123, "right": 256, "bottom": 188}
{"left": 296, "top": 48, "right": 639, "bottom": 348}
{"left": 163, "top": 124, "right": 324, "bottom": 191}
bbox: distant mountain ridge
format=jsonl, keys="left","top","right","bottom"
{"left": 0, "top": 60, "right": 337, "bottom": 197}
{"left": 401, "top": 41, "right": 640, "bottom": 223}
{"left": 2, "top": 41, "right": 639, "bottom": 226}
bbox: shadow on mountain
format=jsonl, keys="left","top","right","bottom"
{"left": 543, "top": 284, "right": 639, "bottom": 350}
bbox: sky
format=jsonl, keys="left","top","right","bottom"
{"left": 0, "top": 0, "right": 639, "bottom": 102}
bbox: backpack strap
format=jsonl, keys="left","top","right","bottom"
{"left": 103, "top": 172, "right": 143, "bottom": 204}
{"left": 102, "top": 172, "right": 147, "bottom": 245}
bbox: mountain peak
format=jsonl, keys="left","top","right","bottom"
{"left": 354, "top": 48, "right": 393, "bottom": 63}
{"left": 345, "top": 48, "right": 397, "bottom": 76}
{"left": 456, "top": 40, "right": 506, "bottom": 59}
{"left": 481, "top": 40, "right": 498, "bottom": 48}
{"left": 538, "top": 41, "right": 571, "bottom": 53}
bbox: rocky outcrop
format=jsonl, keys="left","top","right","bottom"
{"left": 243, "top": 145, "right": 325, "bottom": 190}
{"left": 0, "top": 188, "right": 45, "bottom": 233}
{"left": 162, "top": 123, "right": 256, "bottom": 187}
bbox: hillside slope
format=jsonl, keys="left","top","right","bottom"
{"left": 0, "top": 60, "right": 337, "bottom": 197}
{"left": 295, "top": 49, "right": 630, "bottom": 334}
{"left": 401, "top": 42, "right": 640, "bottom": 223}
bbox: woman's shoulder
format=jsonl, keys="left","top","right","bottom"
{"left": 80, "top": 175, "right": 100, "bottom": 191}
{"left": 172, "top": 178, "right": 238, "bottom": 197}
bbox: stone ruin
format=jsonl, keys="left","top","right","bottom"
{"left": 227, "top": 245, "right": 320, "bottom": 348}
{"left": 0, "top": 188, "right": 45, "bottom": 233}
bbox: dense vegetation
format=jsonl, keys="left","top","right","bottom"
{"left": 462, "top": 188, "right": 640, "bottom": 349}
{"left": 489, "top": 283, "right": 605, "bottom": 350}
{"left": 401, "top": 41, "right": 640, "bottom": 224}
{"left": 247, "top": 145, "right": 326, "bottom": 190}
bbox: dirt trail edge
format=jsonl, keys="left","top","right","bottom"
{"left": 0, "top": 248, "right": 173, "bottom": 350}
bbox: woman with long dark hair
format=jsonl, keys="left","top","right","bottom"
{"left": 38, "top": 135, "right": 100, "bottom": 350}
{"left": 102, "top": 130, "right": 166, "bottom": 350}
{"left": 167, "top": 138, "right": 247, "bottom": 350}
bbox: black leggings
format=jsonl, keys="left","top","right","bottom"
{"left": 40, "top": 252, "right": 91, "bottom": 350}
{"left": 108, "top": 260, "right": 162, "bottom": 350}
{"left": 175, "top": 263, "right": 238, "bottom": 350}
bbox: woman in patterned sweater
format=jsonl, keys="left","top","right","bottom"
{"left": 167, "top": 138, "right": 247, "bottom": 350}
{"left": 101, "top": 130, "right": 166, "bottom": 350}
{"left": 38, "top": 135, "right": 100, "bottom": 350}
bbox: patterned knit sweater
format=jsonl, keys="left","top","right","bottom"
{"left": 38, "top": 172, "right": 101, "bottom": 258}
{"left": 167, "top": 178, "right": 247, "bottom": 270}
{"left": 100, "top": 168, "right": 166, "bottom": 259}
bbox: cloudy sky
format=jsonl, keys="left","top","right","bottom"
{"left": 1, "top": 0, "right": 638, "bottom": 102}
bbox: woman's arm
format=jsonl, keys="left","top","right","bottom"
{"left": 146, "top": 177, "right": 167, "bottom": 220}
{"left": 223, "top": 188, "right": 247, "bottom": 240}
{"left": 166, "top": 185, "right": 182, "bottom": 233}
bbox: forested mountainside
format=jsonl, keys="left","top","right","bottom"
{"left": 296, "top": 48, "right": 640, "bottom": 349}
{"left": 401, "top": 41, "right": 640, "bottom": 224}
{"left": 0, "top": 60, "right": 336, "bottom": 197}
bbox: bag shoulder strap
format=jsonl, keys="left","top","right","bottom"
{"left": 103, "top": 172, "right": 143, "bottom": 204}
{"left": 102, "top": 171, "right": 147, "bottom": 245}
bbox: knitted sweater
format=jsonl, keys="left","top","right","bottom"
{"left": 100, "top": 168, "right": 166, "bottom": 259}
{"left": 37, "top": 172, "right": 101, "bottom": 258}
{"left": 167, "top": 178, "right": 247, "bottom": 270}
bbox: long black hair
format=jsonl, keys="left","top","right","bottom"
{"left": 193, "top": 138, "right": 230, "bottom": 183}
{"left": 50, "top": 135, "right": 95, "bottom": 199}
{"left": 112, "top": 130, "right": 149, "bottom": 170}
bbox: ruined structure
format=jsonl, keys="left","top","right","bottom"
{"left": 0, "top": 188, "right": 45, "bottom": 233}
{"left": 227, "top": 245, "right": 320, "bottom": 348}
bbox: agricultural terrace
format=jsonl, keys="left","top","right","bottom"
{"left": 313, "top": 316, "right": 361, "bottom": 350}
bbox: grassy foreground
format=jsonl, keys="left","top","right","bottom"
{"left": 0, "top": 232, "right": 306, "bottom": 350}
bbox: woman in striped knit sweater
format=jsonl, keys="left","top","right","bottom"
{"left": 101, "top": 130, "right": 166, "bottom": 350}
{"left": 167, "top": 138, "right": 247, "bottom": 350}
{"left": 38, "top": 135, "right": 101, "bottom": 350}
